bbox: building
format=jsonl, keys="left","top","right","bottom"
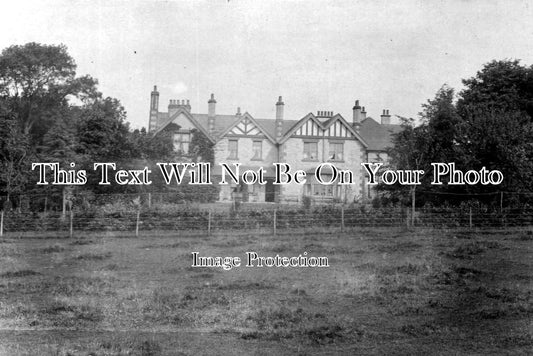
{"left": 148, "top": 86, "right": 402, "bottom": 203}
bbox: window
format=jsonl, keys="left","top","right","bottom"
{"left": 329, "top": 142, "right": 344, "bottom": 161}
{"left": 173, "top": 132, "right": 190, "bottom": 153}
{"left": 228, "top": 139, "right": 238, "bottom": 159}
{"left": 252, "top": 140, "right": 262, "bottom": 160}
{"left": 303, "top": 142, "right": 318, "bottom": 160}
{"left": 305, "top": 182, "right": 342, "bottom": 198}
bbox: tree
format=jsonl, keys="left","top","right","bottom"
{"left": 456, "top": 60, "right": 533, "bottom": 195}
{"left": 0, "top": 42, "right": 100, "bottom": 141}
{"left": 75, "top": 97, "right": 130, "bottom": 160}
{"left": 189, "top": 129, "right": 214, "bottom": 164}
{"left": 388, "top": 62, "right": 533, "bottom": 208}
{"left": 129, "top": 127, "right": 174, "bottom": 161}
{"left": 457, "top": 59, "right": 533, "bottom": 119}
{"left": 384, "top": 86, "right": 463, "bottom": 205}
{"left": 457, "top": 108, "right": 533, "bottom": 194}
{"left": 420, "top": 85, "right": 462, "bottom": 164}
{"left": 381, "top": 116, "right": 430, "bottom": 208}
{"left": 0, "top": 107, "right": 30, "bottom": 209}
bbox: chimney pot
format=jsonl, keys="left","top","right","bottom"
{"left": 381, "top": 109, "right": 391, "bottom": 125}
{"left": 208, "top": 93, "right": 216, "bottom": 119}
{"left": 236, "top": 107, "right": 241, "bottom": 115}
{"left": 353, "top": 100, "right": 362, "bottom": 125}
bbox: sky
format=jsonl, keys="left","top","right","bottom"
{"left": 1, "top": 0, "right": 533, "bottom": 129}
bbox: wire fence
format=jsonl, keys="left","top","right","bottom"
{"left": 0, "top": 203, "right": 531, "bottom": 237}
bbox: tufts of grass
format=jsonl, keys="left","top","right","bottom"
{"left": 41, "top": 244, "right": 65, "bottom": 253}
{"left": 376, "top": 241, "right": 423, "bottom": 253}
{"left": 29, "top": 300, "right": 105, "bottom": 328}
{"left": 75, "top": 252, "right": 112, "bottom": 261}
{"left": 140, "top": 241, "right": 191, "bottom": 249}
{"left": 242, "top": 306, "right": 350, "bottom": 344}
{"left": 401, "top": 322, "right": 441, "bottom": 337}
{"left": 217, "top": 280, "right": 273, "bottom": 291}
{"left": 69, "top": 239, "right": 97, "bottom": 246}
{"left": 98, "top": 338, "right": 163, "bottom": 356}
{"left": 445, "top": 241, "right": 503, "bottom": 259}
{"left": 431, "top": 265, "right": 488, "bottom": 286}
{"left": 1, "top": 275, "right": 116, "bottom": 297}
{"left": 270, "top": 243, "right": 292, "bottom": 253}
{"left": 142, "top": 286, "right": 230, "bottom": 326}
{"left": 100, "top": 263, "right": 121, "bottom": 271}
{"left": 1, "top": 270, "right": 41, "bottom": 278}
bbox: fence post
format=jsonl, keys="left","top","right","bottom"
{"left": 208, "top": 211, "right": 212, "bottom": 236}
{"left": 0, "top": 211, "right": 3, "bottom": 237}
{"left": 411, "top": 187, "right": 416, "bottom": 227}
{"left": 69, "top": 209, "right": 73, "bottom": 238}
{"left": 135, "top": 208, "right": 141, "bottom": 237}
{"left": 273, "top": 209, "right": 277, "bottom": 236}
{"left": 341, "top": 206, "right": 345, "bottom": 232}
{"left": 469, "top": 207, "right": 472, "bottom": 229}
{"left": 500, "top": 191, "right": 504, "bottom": 227}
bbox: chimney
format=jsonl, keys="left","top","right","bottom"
{"left": 168, "top": 98, "right": 191, "bottom": 117}
{"left": 361, "top": 106, "right": 367, "bottom": 122}
{"left": 208, "top": 94, "right": 216, "bottom": 134}
{"left": 148, "top": 85, "right": 159, "bottom": 132}
{"left": 381, "top": 109, "right": 391, "bottom": 125}
{"left": 236, "top": 107, "right": 241, "bottom": 116}
{"left": 352, "top": 100, "right": 361, "bottom": 125}
{"left": 316, "top": 111, "right": 333, "bottom": 118}
{"left": 275, "top": 96, "right": 284, "bottom": 140}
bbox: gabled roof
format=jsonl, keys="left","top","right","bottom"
{"left": 279, "top": 113, "right": 325, "bottom": 142}
{"left": 191, "top": 114, "right": 239, "bottom": 138}
{"left": 279, "top": 113, "right": 368, "bottom": 147}
{"left": 359, "top": 117, "right": 403, "bottom": 151}
{"left": 217, "top": 112, "right": 276, "bottom": 144}
{"left": 152, "top": 108, "right": 399, "bottom": 151}
{"left": 153, "top": 107, "right": 215, "bottom": 143}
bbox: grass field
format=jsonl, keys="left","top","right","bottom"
{"left": 0, "top": 228, "right": 531, "bottom": 355}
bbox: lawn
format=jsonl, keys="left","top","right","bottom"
{"left": 0, "top": 228, "right": 531, "bottom": 355}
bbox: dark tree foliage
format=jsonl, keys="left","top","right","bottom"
{"left": 457, "top": 59, "right": 533, "bottom": 119}
{"left": 75, "top": 97, "right": 130, "bottom": 160}
{"left": 457, "top": 109, "right": 533, "bottom": 194}
{"left": 388, "top": 61, "right": 533, "bottom": 207}
{"left": 189, "top": 129, "right": 215, "bottom": 164}
{"left": 0, "top": 106, "right": 30, "bottom": 208}
{"left": 0, "top": 42, "right": 100, "bottom": 143}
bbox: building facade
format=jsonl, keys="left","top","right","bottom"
{"left": 148, "top": 86, "right": 401, "bottom": 203}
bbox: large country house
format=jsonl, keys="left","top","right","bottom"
{"left": 148, "top": 86, "right": 401, "bottom": 203}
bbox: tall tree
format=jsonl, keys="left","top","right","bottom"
{"left": 75, "top": 97, "right": 130, "bottom": 160}
{"left": 189, "top": 129, "right": 214, "bottom": 164}
{"left": 457, "top": 59, "right": 533, "bottom": 119}
{"left": 0, "top": 42, "right": 99, "bottom": 142}
{"left": 0, "top": 106, "right": 30, "bottom": 208}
